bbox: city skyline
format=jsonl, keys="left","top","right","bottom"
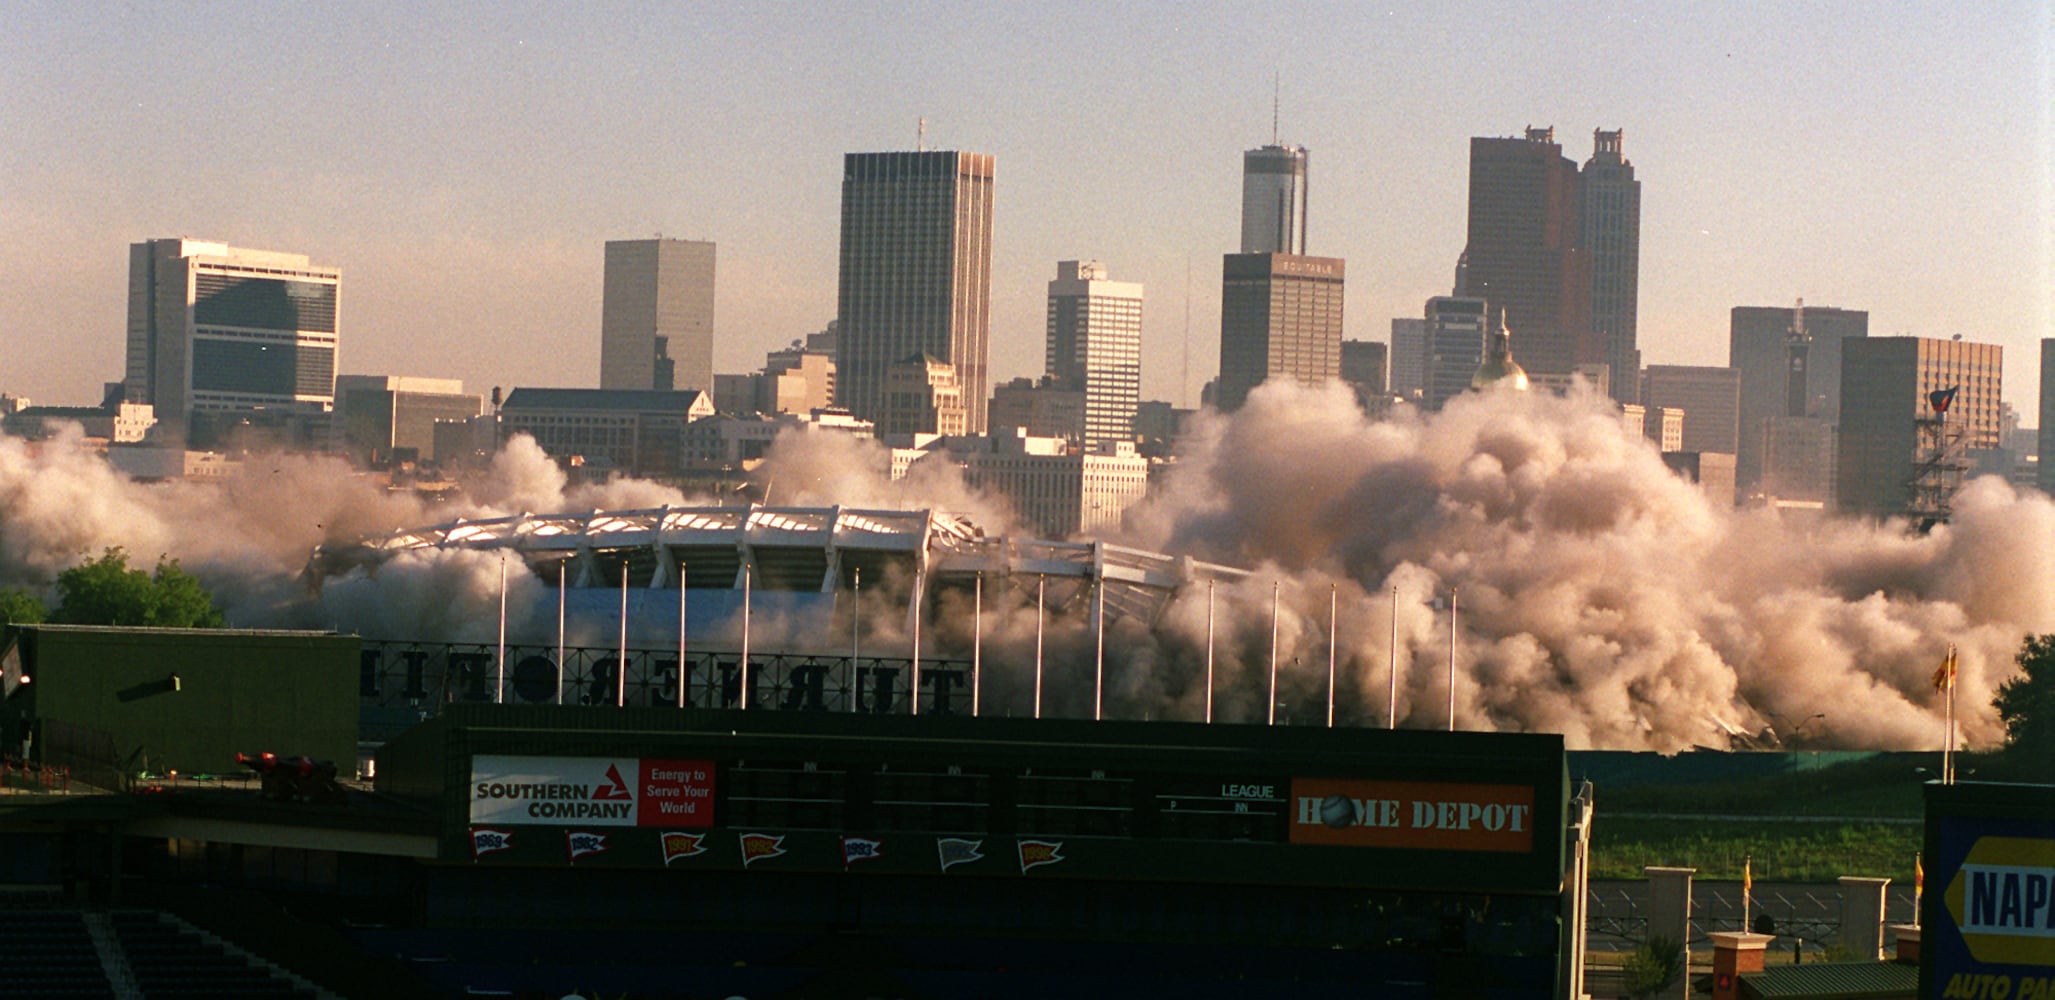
{"left": 2, "top": 4, "right": 2048, "bottom": 412}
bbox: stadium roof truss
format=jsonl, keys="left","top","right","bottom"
{"left": 314, "top": 505, "right": 1247, "bottom": 627}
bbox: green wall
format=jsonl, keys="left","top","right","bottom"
{"left": 17, "top": 625, "right": 359, "bottom": 776}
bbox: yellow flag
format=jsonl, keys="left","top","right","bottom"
{"left": 1932, "top": 646, "right": 1957, "bottom": 690}
{"left": 1743, "top": 854, "right": 1753, "bottom": 898}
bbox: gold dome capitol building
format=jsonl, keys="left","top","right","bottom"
{"left": 1472, "top": 313, "right": 1532, "bottom": 392}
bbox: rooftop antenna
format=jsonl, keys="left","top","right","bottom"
{"left": 917, "top": 117, "right": 926, "bottom": 152}
{"left": 1271, "top": 72, "right": 1280, "bottom": 145}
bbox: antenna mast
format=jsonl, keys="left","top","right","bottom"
{"left": 1271, "top": 72, "right": 1280, "bottom": 145}
{"left": 917, "top": 117, "right": 926, "bottom": 152}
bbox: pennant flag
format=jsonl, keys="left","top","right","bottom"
{"left": 842, "top": 836, "right": 884, "bottom": 867}
{"left": 1928, "top": 387, "right": 1958, "bottom": 414}
{"left": 1914, "top": 852, "right": 1925, "bottom": 911}
{"left": 1932, "top": 646, "right": 1958, "bottom": 690}
{"left": 936, "top": 837, "right": 984, "bottom": 872}
{"left": 1018, "top": 839, "right": 1065, "bottom": 873}
{"left": 661, "top": 832, "right": 707, "bottom": 865}
{"left": 739, "top": 832, "right": 787, "bottom": 868}
{"left": 565, "top": 831, "right": 609, "bottom": 861}
{"left": 471, "top": 828, "right": 514, "bottom": 859}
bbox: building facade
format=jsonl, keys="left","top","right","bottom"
{"left": 1241, "top": 144, "right": 1309, "bottom": 255}
{"left": 499, "top": 388, "right": 714, "bottom": 479}
{"left": 879, "top": 355, "right": 968, "bottom": 438}
{"left": 2041, "top": 339, "right": 2055, "bottom": 496}
{"left": 125, "top": 238, "right": 341, "bottom": 443}
{"left": 836, "top": 151, "right": 995, "bottom": 432}
{"left": 1216, "top": 254, "right": 1345, "bottom": 411}
{"left": 989, "top": 376, "right": 1087, "bottom": 443}
{"left": 911, "top": 434, "right": 1150, "bottom": 539}
{"left": 1641, "top": 365, "right": 1741, "bottom": 459}
{"left": 1046, "top": 260, "right": 1143, "bottom": 447}
{"left": 600, "top": 239, "right": 716, "bottom": 393}
{"left": 1730, "top": 303, "right": 1868, "bottom": 494}
{"left": 1835, "top": 337, "right": 2002, "bottom": 520}
{"left": 1580, "top": 130, "right": 1640, "bottom": 404}
{"left": 1423, "top": 297, "right": 1490, "bottom": 411}
{"left": 1455, "top": 129, "right": 1593, "bottom": 380}
{"left": 1389, "top": 318, "right": 1428, "bottom": 402}
{"left": 1339, "top": 340, "right": 1388, "bottom": 398}
{"left": 333, "top": 375, "right": 485, "bottom": 465}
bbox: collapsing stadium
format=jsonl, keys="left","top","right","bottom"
{"left": 313, "top": 505, "right": 1251, "bottom": 719}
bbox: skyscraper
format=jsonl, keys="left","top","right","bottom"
{"left": 1580, "top": 130, "right": 1640, "bottom": 404}
{"left": 126, "top": 238, "right": 341, "bottom": 443}
{"left": 1423, "top": 296, "right": 1489, "bottom": 411}
{"left": 601, "top": 238, "right": 716, "bottom": 393}
{"left": 1047, "top": 260, "right": 1143, "bottom": 447}
{"left": 1836, "top": 337, "right": 2002, "bottom": 520}
{"left": 1241, "top": 145, "right": 1308, "bottom": 255}
{"left": 1642, "top": 365, "right": 1742, "bottom": 458}
{"left": 1730, "top": 303, "right": 1869, "bottom": 493}
{"left": 2040, "top": 339, "right": 2055, "bottom": 496}
{"left": 836, "top": 150, "right": 995, "bottom": 432}
{"left": 1216, "top": 254, "right": 1345, "bottom": 411}
{"left": 1389, "top": 318, "right": 1428, "bottom": 401}
{"left": 1455, "top": 127, "right": 1593, "bottom": 380}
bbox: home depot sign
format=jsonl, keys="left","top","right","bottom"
{"left": 1289, "top": 777, "right": 1535, "bottom": 852}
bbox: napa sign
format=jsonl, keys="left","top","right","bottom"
{"left": 1923, "top": 784, "right": 2055, "bottom": 998}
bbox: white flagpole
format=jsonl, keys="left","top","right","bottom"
{"left": 1945, "top": 644, "right": 1957, "bottom": 784}
{"left": 556, "top": 561, "right": 566, "bottom": 706}
{"left": 616, "top": 568, "right": 628, "bottom": 707}
{"left": 911, "top": 570, "right": 923, "bottom": 717}
{"left": 1205, "top": 580, "right": 1216, "bottom": 725}
{"left": 1093, "top": 580, "right": 1107, "bottom": 722}
{"left": 1268, "top": 581, "right": 1280, "bottom": 726}
{"left": 972, "top": 572, "right": 983, "bottom": 718}
{"left": 676, "top": 563, "right": 686, "bottom": 709}
{"left": 1034, "top": 574, "right": 1045, "bottom": 720}
{"left": 496, "top": 554, "right": 508, "bottom": 705}
{"left": 740, "top": 564, "right": 752, "bottom": 711}
{"left": 1387, "top": 585, "right": 1398, "bottom": 729}
{"left": 690, "top": 562, "right": 698, "bottom": 710}
{"left": 1447, "top": 586, "right": 1458, "bottom": 732}
{"left": 1326, "top": 583, "right": 1337, "bottom": 728}
{"left": 851, "top": 567, "right": 861, "bottom": 713}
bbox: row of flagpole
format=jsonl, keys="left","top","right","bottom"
{"left": 492, "top": 560, "right": 1476, "bottom": 727}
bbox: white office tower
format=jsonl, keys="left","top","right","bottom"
{"left": 126, "top": 238, "right": 341, "bottom": 443}
{"left": 601, "top": 238, "right": 716, "bottom": 393}
{"left": 1241, "top": 144, "right": 1309, "bottom": 255}
{"left": 1047, "top": 260, "right": 1144, "bottom": 448}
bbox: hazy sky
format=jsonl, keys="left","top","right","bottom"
{"left": 4, "top": 2, "right": 2050, "bottom": 413}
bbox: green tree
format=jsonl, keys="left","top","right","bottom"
{"left": 1620, "top": 935, "right": 1684, "bottom": 1000}
{"left": 0, "top": 586, "right": 46, "bottom": 633}
{"left": 1994, "top": 634, "right": 2055, "bottom": 781}
{"left": 50, "top": 548, "right": 225, "bottom": 629}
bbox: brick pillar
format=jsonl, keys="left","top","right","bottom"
{"left": 1644, "top": 866, "right": 1696, "bottom": 1000}
{"left": 1888, "top": 922, "right": 1920, "bottom": 963}
{"left": 1709, "top": 931, "right": 1773, "bottom": 1000}
{"left": 1838, "top": 875, "right": 1890, "bottom": 960}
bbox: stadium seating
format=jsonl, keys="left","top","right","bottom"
{"left": 0, "top": 908, "right": 115, "bottom": 999}
{"left": 109, "top": 910, "right": 319, "bottom": 1000}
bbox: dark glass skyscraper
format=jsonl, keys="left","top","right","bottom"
{"left": 835, "top": 151, "right": 995, "bottom": 432}
{"left": 1456, "top": 128, "right": 1592, "bottom": 380}
{"left": 1580, "top": 130, "right": 1640, "bottom": 404}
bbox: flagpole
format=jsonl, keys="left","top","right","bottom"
{"left": 494, "top": 554, "right": 508, "bottom": 704}
{"left": 1093, "top": 579, "right": 1105, "bottom": 722}
{"left": 1945, "top": 644, "right": 1957, "bottom": 784}
{"left": 740, "top": 564, "right": 752, "bottom": 711}
{"left": 555, "top": 561, "right": 566, "bottom": 706}
{"left": 1033, "top": 574, "right": 1045, "bottom": 720}
{"left": 1387, "top": 585, "right": 1398, "bottom": 729}
{"left": 686, "top": 562, "right": 694, "bottom": 710}
{"left": 911, "top": 570, "right": 922, "bottom": 717}
{"left": 972, "top": 572, "right": 982, "bottom": 718}
{"left": 1447, "top": 586, "right": 1458, "bottom": 733}
{"left": 1326, "top": 583, "right": 1337, "bottom": 728}
{"left": 616, "top": 568, "right": 628, "bottom": 708}
{"left": 1204, "top": 580, "right": 1216, "bottom": 725}
{"left": 1742, "top": 854, "right": 1753, "bottom": 932}
{"left": 1267, "top": 581, "right": 1279, "bottom": 727}
{"left": 850, "top": 567, "right": 861, "bottom": 713}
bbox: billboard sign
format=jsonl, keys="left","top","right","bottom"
{"left": 469, "top": 755, "right": 714, "bottom": 827}
{"left": 1289, "top": 777, "right": 1536, "bottom": 852}
{"left": 1925, "top": 805, "right": 2055, "bottom": 995}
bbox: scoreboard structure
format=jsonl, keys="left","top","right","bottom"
{"left": 379, "top": 704, "right": 1576, "bottom": 997}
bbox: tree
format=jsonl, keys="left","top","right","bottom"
{"left": 0, "top": 586, "right": 46, "bottom": 635}
{"left": 1994, "top": 634, "right": 2055, "bottom": 781}
{"left": 50, "top": 548, "right": 225, "bottom": 629}
{"left": 1620, "top": 934, "right": 1684, "bottom": 1000}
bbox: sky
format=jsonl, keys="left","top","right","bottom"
{"left": 3, "top": 2, "right": 2050, "bottom": 414}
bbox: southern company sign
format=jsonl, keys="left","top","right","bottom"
{"left": 470, "top": 755, "right": 715, "bottom": 827}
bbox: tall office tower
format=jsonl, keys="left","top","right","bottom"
{"left": 1047, "top": 260, "right": 1144, "bottom": 447}
{"left": 1241, "top": 144, "right": 1309, "bottom": 254}
{"left": 1423, "top": 297, "right": 1489, "bottom": 411}
{"left": 1580, "top": 130, "right": 1641, "bottom": 404}
{"left": 601, "top": 238, "right": 715, "bottom": 393}
{"left": 1836, "top": 337, "right": 2002, "bottom": 520}
{"left": 126, "top": 238, "right": 341, "bottom": 443}
{"left": 1389, "top": 318, "right": 1428, "bottom": 400}
{"left": 2040, "top": 339, "right": 2055, "bottom": 496}
{"left": 1641, "top": 365, "right": 1741, "bottom": 458}
{"left": 1730, "top": 303, "right": 1869, "bottom": 492}
{"left": 1339, "top": 340, "right": 1387, "bottom": 395}
{"left": 836, "top": 150, "right": 996, "bottom": 432}
{"left": 1216, "top": 254, "right": 1345, "bottom": 411}
{"left": 1455, "top": 127, "right": 1594, "bottom": 380}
